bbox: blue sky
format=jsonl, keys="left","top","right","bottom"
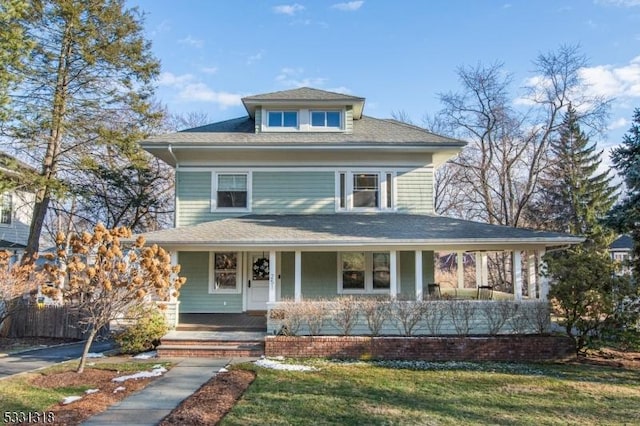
{"left": 129, "top": 0, "right": 640, "bottom": 150}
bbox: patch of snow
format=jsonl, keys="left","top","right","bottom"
{"left": 113, "top": 386, "right": 126, "bottom": 393}
{"left": 218, "top": 367, "right": 229, "bottom": 373}
{"left": 62, "top": 396, "right": 82, "bottom": 405}
{"left": 112, "top": 366, "right": 168, "bottom": 383}
{"left": 133, "top": 351, "right": 157, "bottom": 359}
{"left": 86, "top": 352, "right": 104, "bottom": 358}
{"left": 85, "top": 389, "right": 99, "bottom": 395}
{"left": 254, "top": 358, "right": 318, "bottom": 372}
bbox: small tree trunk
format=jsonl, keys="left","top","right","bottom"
{"left": 77, "top": 327, "right": 98, "bottom": 374}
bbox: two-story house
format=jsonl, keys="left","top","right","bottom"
{"left": 139, "top": 88, "right": 581, "bottom": 322}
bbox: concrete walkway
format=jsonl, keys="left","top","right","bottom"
{"left": 82, "top": 357, "right": 250, "bottom": 426}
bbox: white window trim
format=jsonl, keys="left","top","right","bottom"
{"left": 263, "top": 110, "right": 300, "bottom": 132}
{"left": 0, "top": 193, "right": 12, "bottom": 226}
{"left": 211, "top": 171, "right": 252, "bottom": 212}
{"left": 209, "top": 251, "right": 242, "bottom": 294}
{"left": 337, "top": 252, "right": 398, "bottom": 295}
{"left": 335, "top": 171, "right": 397, "bottom": 212}
{"left": 309, "top": 109, "right": 344, "bottom": 131}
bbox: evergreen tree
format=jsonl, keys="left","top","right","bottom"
{"left": 609, "top": 109, "right": 640, "bottom": 276}
{"left": 536, "top": 105, "right": 618, "bottom": 248}
{"left": 3, "top": 0, "right": 160, "bottom": 262}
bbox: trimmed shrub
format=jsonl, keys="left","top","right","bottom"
{"left": 114, "top": 305, "right": 168, "bottom": 354}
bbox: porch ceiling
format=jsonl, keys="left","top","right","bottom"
{"left": 137, "top": 214, "right": 583, "bottom": 251}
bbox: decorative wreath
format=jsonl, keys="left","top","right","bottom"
{"left": 252, "top": 257, "right": 270, "bottom": 280}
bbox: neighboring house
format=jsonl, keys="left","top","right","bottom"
{"left": 610, "top": 234, "right": 634, "bottom": 275}
{"left": 139, "top": 87, "right": 581, "bottom": 323}
{"left": 0, "top": 152, "right": 35, "bottom": 262}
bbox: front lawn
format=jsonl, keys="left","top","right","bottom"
{"left": 224, "top": 360, "right": 640, "bottom": 425}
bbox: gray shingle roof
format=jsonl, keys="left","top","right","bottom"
{"left": 144, "top": 115, "right": 464, "bottom": 146}
{"left": 610, "top": 234, "right": 634, "bottom": 250}
{"left": 241, "top": 87, "right": 365, "bottom": 102}
{"left": 138, "top": 214, "right": 582, "bottom": 249}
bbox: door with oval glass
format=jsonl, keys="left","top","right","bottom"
{"left": 247, "top": 252, "right": 270, "bottom": 311}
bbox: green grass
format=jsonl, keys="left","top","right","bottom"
{"left": 223, "top": 360, "right": 640, "bottom": 425}
{"left": 0, "top": 360, "right": 171, "bottom": 413}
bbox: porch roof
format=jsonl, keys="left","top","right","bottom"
{"left": 138, "top": 214, "right": 583, "bottom": 251}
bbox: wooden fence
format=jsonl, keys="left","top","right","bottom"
{"left": 5, "top": 304, "right": 108, "bottom": 339}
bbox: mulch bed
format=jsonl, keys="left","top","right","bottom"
{"left": 160, "top": 370, "right": 256, "bottom": 426}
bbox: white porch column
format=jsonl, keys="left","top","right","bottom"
{"left": 294, "top": 250, "right": 302, "bottom": 302}
{"left": 390, "top": 250, "right": 398, "bottom": 299}
{"left": 475, "top": 252, "right": 482, "bottom": 287}
{"left": 457, "top": 251, "right": 465, "bottom": 289}
{"left": 512, "top": 250, "right": 522, "bottom": 301}
{"left": 537, "top": 249, "right": 549, "bottom": 301}
{"left": 415, "top": 250, "right": 423, "bottom": 301}
{"left": 268, "top": 250, "right": 277, "bottom": 303}
{"left": 527, "top": 252, "right": 537, "bottom": 299}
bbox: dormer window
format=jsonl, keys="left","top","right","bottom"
{"left": 268, "top": 111, "right": 298, "bottom": 128}
{"left": 311, "top": 111, "right": 341, "bottom": 128}
{"left": 0, "top": 193, "right": 11, "bottom": 225}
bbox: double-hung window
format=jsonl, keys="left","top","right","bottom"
{"left": 268, "top": 111, "right": 298, "bottom": 128}
{"left": 339, "top": 252, "right": 391, "bottom": 293}
{"left": 209, "top": 252, "right": 241, "bottom": 293}
{"left": 0, "top": 193, "right": 11, "bottom": 225}
{"left": 310, "top": 111, "right": 341, "bottom": 129}
{"left": 213, "top": 172, "right": 250, "bottom": 211}
{"left": 337, "top": 171, "right": 395, "bottom": 211}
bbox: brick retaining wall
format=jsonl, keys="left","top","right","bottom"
{"left": 265, "top": 335, "right": 575, "bottom": 362}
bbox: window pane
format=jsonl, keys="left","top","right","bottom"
{"left": 217, "top": 191, "right": 247, "bottom": 208}
{"left": 353, "top": 174, "right": 379, "bottom": 208}
{"left": 214, "top": 253, "right": 237, "bottom": 290}
{"left": 342, "top": 252, "right": 365, "bottom": 290}
{"left": 218, "top": 174, "right": 246, "bottom": 191}
{"left": 283, "top": 111, "right": 298, "bottom": 127}
{"left": 386, "top": 173, "right": 392, "bottom": 208}
{"left": 268, "top": 111, "right": 282, "bottom": 127}
{"left": 373, "top": 253, "right": 390, "bottom": 289}
{"left": 0, "top": 194, "right": 11, "bottom": 225}
{"left": 326, "top": 111, "right": 340, "bottom": 127}
{"left": 339, "top": 173, "right": 346, "bottom": 208}
{"left": 311, "top": 111, "right": 325, "bottom": 127}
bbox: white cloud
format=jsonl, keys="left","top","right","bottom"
{"left": 201, "top": 66, "right": 218, "bottom": 75}
{"left": 331, "top": 1, "right": 364, "bottom": 11}
{"left": 609, "top": 117, "right": 629, "bottom": 129}
{"left": 157, "top": 72, "right": 241, "bottom": 109}
{"left": 275, "top": 67, "right": 327, "bottom": 87}
{"left": 178, "top": 35, "right": 204, "bottom": 48}
{"left": 157, "top": 72, "right": 195, "bottom": 87}
{"left": 247, "top": 50, "right": 265, "bottom": 65}
{"left": 579, "top": 56, "right": 640, "bottom": 99}
{"left": 273, "top": 3, "right": 305, "bottom": 15}
{"left": 595, "top": 0, "right": 640, "bottom": 6}
{"left": 514, "top": 56, "right": 640, "bottom": 106}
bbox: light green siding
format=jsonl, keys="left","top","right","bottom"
{"left": 345, "top": 106, "right": 353, "bottom": 134}
{"left": 178, "top": 252, "right": 243, "bottom": 313}
{"left": 280, "top": 252, "right": 295, "bottom": 299}
{"left": 253, "top": 171, "right": 334, "bottom": 214}
{"left": 254, "top": 109, "right": 262, "bottom": 133}
{"left": 398, "top": 251, "right": 435, "bottom": 299}
{"left": 301, "top": 252, "right": 338, "bottom": 298}
{"left": 396, "top": 167, "right": 434, "bottom": 214}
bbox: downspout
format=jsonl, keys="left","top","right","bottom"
{"left": 168, "top": 144, "right": 178, "bottom": 167}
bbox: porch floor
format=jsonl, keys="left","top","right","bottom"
{"left": 177, "top": 313, "right": 266, "bottom": 331}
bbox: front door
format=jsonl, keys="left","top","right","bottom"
{"left": 247, "top": 252, "right": 270, "bottom": 311}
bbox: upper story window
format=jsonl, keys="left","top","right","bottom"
{"left": 311, "top": 111, "right": 341, "bottom": 128}
{"left": 336, "top": 171, "right": 395, "bottom": 212}
{"left": 268, "top": 111, "right": 298, "bottom": 128}
{"left": 0, "top": 193, "right": 11, "bottom": 225}
{"left": 212, "top": 172, "right": 251, "bottom": 211}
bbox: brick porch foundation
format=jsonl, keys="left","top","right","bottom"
{"left": 265, "top": 335, "right": 575, "bottom": 362}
